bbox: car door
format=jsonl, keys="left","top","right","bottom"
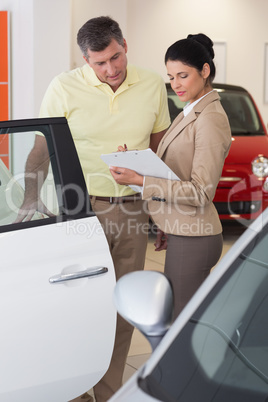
{"left": 0, "top": 117, "right": 116, "bottom": 402}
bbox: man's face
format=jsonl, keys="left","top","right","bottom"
{"left": 85, "top": 38, "right": 128, "bottom": 92}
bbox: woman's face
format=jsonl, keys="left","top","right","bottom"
{"left": 166, "top": 60, "right": 211, "bottom": 104}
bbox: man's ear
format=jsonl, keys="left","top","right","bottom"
{"left": 123, "top": 38, "right": 128, "bottom": 54}
{"left": 83, "top": 55, "right": 90, "bottom": 65}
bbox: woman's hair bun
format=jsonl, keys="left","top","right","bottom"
{"left": 165, "top": 32, "right": 216, "bottom": 83}
{"left": 187, "top": 33, "right": 214, "bottom": 59}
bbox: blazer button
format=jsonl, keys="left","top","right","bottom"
{"left": 152, "top": 196, "right": 166, "bottom": 202}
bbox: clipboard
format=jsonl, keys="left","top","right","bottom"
{"left": 101, "top": 148, "right": 180, "bottom": 184}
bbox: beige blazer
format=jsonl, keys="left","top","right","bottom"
{"left": 143, "top": 91, "right": 232, "bottom": 236}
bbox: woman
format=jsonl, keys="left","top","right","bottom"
{"left": 110, "top": 34, "right": 232, "bottom": 318}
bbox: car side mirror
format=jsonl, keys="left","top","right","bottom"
{"left": 114, "top": 271, "right": 173, "bottom": 351}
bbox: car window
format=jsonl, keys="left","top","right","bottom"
{"left": 0, "top": 130, "right": 59, "bottom": 226}
{"left": 166, "top": 84, "right": 265, "bottom": 136}
{"left": 218, "top": 91, "right": 265, "bottom": 135}
{"left": 139, "top": 222, "right": 268, "bottom": 401}
{"left": 0, "top": 118, "right": 93, "bottom": 232}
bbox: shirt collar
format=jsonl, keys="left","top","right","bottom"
{"left": 183, "top": 90, "right": 214, "bottom": 117}
{"left": 82, "top": 63, "right": 139, "bottom": 90}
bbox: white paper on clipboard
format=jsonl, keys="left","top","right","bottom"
{"left": 101, "top": 148, "right": 180, "bottom": 191}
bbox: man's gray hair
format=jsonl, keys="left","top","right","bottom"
{"left": 77, "top": 16, "right": 124, "bottom": 60}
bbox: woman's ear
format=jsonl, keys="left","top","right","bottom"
{"left": 202, "top": 63, "right": 211, "bottom": 79}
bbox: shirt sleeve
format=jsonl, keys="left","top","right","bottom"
{"left": 151, "top": 78, "right": 171, "bottom": 134}
{"left": 39, "top": 76, "right": 68, "bottom": 118}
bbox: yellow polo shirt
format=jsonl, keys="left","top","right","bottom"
{"left": 39, "top": 64, "right": 170, "bottom": 196}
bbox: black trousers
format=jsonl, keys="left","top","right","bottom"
{"left": 165, "top": 233, "right": 223, "bottom": 319}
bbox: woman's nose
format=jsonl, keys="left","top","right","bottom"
{"left": 172, "top": 78, "right": 180, "bottom": 89}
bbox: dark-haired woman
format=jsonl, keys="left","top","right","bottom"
{"left": 110, "top": 34, "right": 232, "bottom": 318}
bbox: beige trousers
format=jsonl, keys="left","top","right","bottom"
{"left": 81, "top": 198, "right": 149, "bottom": 401}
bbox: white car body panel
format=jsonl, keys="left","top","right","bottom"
{"left": 0, "top": 216, "right": 116, "bottom": 402}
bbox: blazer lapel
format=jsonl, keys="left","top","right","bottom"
{"left": 157, "top": 111, "right": 196, "bottom": 158}
{"left": 157, "top": 90, "right": 221, "bottom": 159}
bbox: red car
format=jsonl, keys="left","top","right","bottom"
{"left": 166, "top": 83, "right": 268, "bottom": 222}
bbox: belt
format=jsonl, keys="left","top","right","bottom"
{"left": 90, "top": 194, "right": 141, "bottom": 204}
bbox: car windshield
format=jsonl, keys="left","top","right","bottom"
{"left": 166, "top": 86, "right": 265, "bottom": 136}
{"left": 217, "top": 90, "right": 265, "bottom": 136}
{"left": 139, "top": 220, "right": 268, "bottom": 401}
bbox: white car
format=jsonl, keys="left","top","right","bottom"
{"left": 111, "top": 208, "right": 268, "bottom": 401}
{"left": 0, "top": 117, "right": 116, "bottom": 402}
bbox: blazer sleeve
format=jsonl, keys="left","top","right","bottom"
{"left": 143, "top": 109, "right": 232, "bottom": 208}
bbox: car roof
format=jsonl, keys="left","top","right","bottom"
{"left": 212, "top": 83, "right": 249, "bottom": 93}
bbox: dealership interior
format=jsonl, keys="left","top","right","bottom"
{"left": 1, "top": 0, "right": 268, "bottom": 399}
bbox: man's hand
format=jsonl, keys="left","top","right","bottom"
{"left": 14, "top": 198, "right": 55, "bottom": 223}
{"left": 117, "top": 144, "right": 128, "bottom": 152}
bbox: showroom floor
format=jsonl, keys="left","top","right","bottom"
{"left": 87, "top": 221, "right": 246, "bottom": 399}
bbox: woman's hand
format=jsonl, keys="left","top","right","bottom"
{"left": 109, "top": 166, "right": 143, "bottom": 186}
{"left": 154, "top": 229, "right": 168, "bottom": 251}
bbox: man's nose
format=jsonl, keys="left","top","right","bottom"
{"left": 106, "top": 62, "right": 116, "bottom": 76}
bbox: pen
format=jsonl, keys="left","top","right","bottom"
{"left": 124, "top": 144, "right": 128, "bottom": 151}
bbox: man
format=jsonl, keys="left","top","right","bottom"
{"left": 18, "top": 16, "right": 170, "bottom": 401}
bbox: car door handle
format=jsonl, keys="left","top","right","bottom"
{"left": 49, "top": 266, "right": 108, "bottom": 284}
